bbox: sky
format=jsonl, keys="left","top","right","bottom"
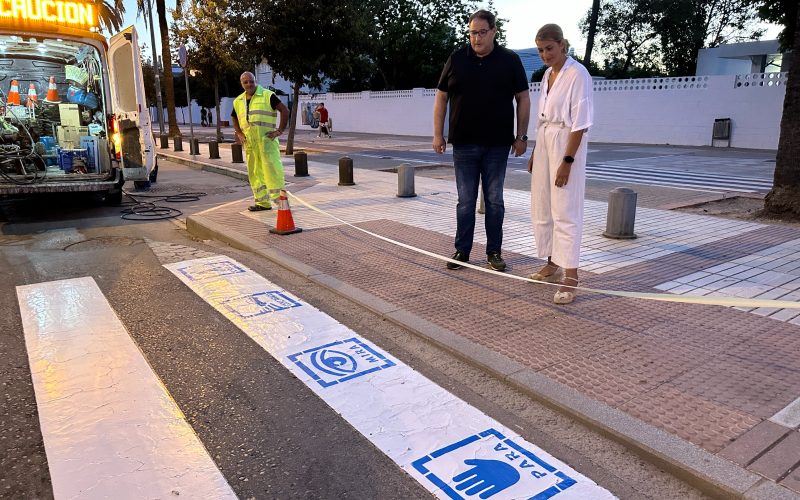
{"left": 119, "top": 0, "right": 783, "bottom": 62}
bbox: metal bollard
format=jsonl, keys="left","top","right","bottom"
{"left": 338, "top": 156, "right": 355, "bottom": 186}
{"left": 208, "top": 141, "right": 220, "bottom": 159}
{"left": 478, "top": 188, "right": 485, "bottom": 214}
{"left": 603, "top": 187, "right": 638, "bottom": 239}
{"left": 173, "top": 136, "right": 183, "bottom": 152}
{"left": 397, "top": 164, "right": 416, "bottom": 198}
{"left": 159, "top": 134, "right": 169, "bottom": 149}
{"left": 190, "top": 138, "right": 200, "bottom": 155}
{"left": 294, "top": 151, "right": 309, "bottom": 177}
{"left": 231, "top": 143, "right": 244, "bottom": 163}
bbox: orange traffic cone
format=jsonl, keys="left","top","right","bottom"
{"left": 44, "top": 76, "right": 60, "bottom": 103}
{"left": 25, "top": 83, "right": 38, "bottom": 108}
{"left": 269, "top": 193, "right": 302, "bottom": 235}
{"left": 7, "top": 79, "right": 20, "bottom": 105}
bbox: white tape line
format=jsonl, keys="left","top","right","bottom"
{"left": 286, "top": 191, "right": 800, "bottom": 310}
{"left": 165, "top": 256, "right": 615, "bottom": 499}
{"left": 16, "top": 277, "right": 237, "bottom": 500}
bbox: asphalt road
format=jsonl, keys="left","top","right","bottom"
{"left": 0, "top": 159, "right": 709, "bottom": 498}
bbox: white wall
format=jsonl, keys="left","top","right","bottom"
{"left": 298, "top": 72, "right": 788, "bottom": 150}
{"left": 151, "top": 98, "right": 233, "bottom": 126}
{"left": 696, "top": 49, "right": 753, "bottom": 76}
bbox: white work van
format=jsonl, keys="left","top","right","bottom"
{"left": 0, "top": 9, "right": 154, "bottom": 204}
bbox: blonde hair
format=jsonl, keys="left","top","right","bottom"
{"left": 536, "top": 24, "right": 570, "bottom": 54}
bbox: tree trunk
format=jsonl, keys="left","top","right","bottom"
{"left": 584, "top": 0, "right": 601, "bottom": 67}
{"left": 765, "top": 8, "right": 800, "bottom": 216}
{"left": 213, "top": 73, "right": 223, "bottom": 142}
{"left": 156, "top": 0, "right": 180, "bottom": 137}
{"left": 285, "top": 81, "right": 300, "bottom": 156}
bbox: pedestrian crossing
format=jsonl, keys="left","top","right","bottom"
{"left": 13, "top": 252, "right": 614, "bottom": 500}
{"left": 584, "top": 162, "right": 773, "bottom": 193}
{"left": 16, "top": 277, "right": 237, "bottom": 499}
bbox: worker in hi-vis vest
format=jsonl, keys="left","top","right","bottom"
{"left": 231, "top": 72, "right": 290, "bottom": 211}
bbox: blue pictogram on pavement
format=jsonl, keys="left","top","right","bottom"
{"left": 222, "top": 291, "right": 302, "bottom": 318}
{"left": 287, "top": 337, "right": 396, "bottom": 388}
{"left": 178, "top": 260, "right": 246, "bottom": 281}
{"left": 412, "top": 428, "right": 576, "bottom": 499}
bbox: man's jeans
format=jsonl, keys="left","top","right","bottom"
{"left": 452, "top": 144, "right": 509, "bottom": 255}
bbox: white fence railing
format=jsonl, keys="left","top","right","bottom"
{"left": 295, "top": 72, "right": 785, "bottom": 149}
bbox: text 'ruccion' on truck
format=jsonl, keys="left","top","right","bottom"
{"left": 0, "top": 0, "right": 155, "bottom": 204}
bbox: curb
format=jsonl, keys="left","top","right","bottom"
{"left": 157, "top": 152, "right": 249, "bottom": 182}
{"left": 185, "top": 211, "right": 797, "bottom": 500}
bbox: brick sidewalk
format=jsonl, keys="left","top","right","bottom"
{"left": 169, "top": 144, "right": 800, "bottom": 497}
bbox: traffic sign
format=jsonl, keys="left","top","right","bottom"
{"left": 178, "top": 44, "right": 188, "bottom": 68}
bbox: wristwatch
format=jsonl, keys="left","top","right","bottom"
{"left": 516, "top": 135, "right": 528, "bottom": 142}
{"left": 563, "top": 155, "right": 575, "bottom": 164}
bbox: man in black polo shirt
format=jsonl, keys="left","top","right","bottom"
{"left": 433, "top": 9, "right": 530, "bottom": 272}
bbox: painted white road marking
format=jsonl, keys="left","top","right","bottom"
{"left": 16, "top": 277, "right": 237, "bottom": 500}
{"left": 166, "top": 255, "right": 615, "bottom": 499}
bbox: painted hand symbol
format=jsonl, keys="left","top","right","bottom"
{"left": 452, "top": 459, "right": 521, "bottom": 499}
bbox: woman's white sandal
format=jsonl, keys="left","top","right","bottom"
{"left": 553, "top": 277, "right": 578, "bottom": 304}
{"left": 528, "top": 266, "right": 563, "bottom": 283}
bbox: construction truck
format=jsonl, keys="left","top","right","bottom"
{"left": 0, "top": 2, "right": 154, "bottom": 204}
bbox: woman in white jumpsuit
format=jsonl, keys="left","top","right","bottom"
{"left": 527, "top": 24, "right": 594, "bottom": 304}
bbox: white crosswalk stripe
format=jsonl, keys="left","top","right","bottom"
{"left": 584, "top": 163, "right": 773, "bottom": 193}
{"left": 166, "top": 255, "right": 615, "bottom": 500}
{"left": 16, "top": 277, "right": 237, "bottom": 499}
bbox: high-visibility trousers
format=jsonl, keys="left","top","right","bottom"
{"left": 530, "top": 122, "right": 588, "bottom": 269}
{"left": 244, "top": 129, "right": 285, "bottom": 208}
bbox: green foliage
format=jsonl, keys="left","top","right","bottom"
{"left": 571, "top": 54, "right": 604, "bottom": 77}
{"left": 746, "top": 0, "right": 797, "bottom": 49}
{"left": 359, "top": 0, "right": 477, "bottom": 90}
{"left": 95, "top": 0, "right": 125, "bottom": 34}
{"left": 228, "top": 0, "right": 374, "bottom": 91}
{"left": 530, "top": 66, "right": 546, "bottom": 83}
{"left": 171, "top": 0, "right": 247, "bottom": 105}
{"left": 656, "top": 0, "right": 763, "bottom": 75}
{"left": 583, "top": 0, "right": 765, "bottom": 76}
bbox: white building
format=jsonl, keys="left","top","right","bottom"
{"left": 696, "top": 40, "right": 789, "bottom": 76}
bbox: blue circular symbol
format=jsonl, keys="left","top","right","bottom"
{"left": 310, "top": 349, "right": 357, "bottom": 376}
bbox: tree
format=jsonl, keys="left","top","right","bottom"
{"left": 585, "top": 0, "right": 764, "bottom": 76}
{"left": 761, "top": 5, "right": 800, "bottom": 215}
{"left": 580, "top": 0, "right": 661, "bottom": 76}
{"left": 172, "top": 0, "right": 246, "bottom": 141}
{"left": 330, "top": 0, "right": 489, "bottom": 92}
{"left": 229, "top": 0, "right": 374, "bottom": 154}
{"left": 367, "top": 0, "right": 472, "bottom": 90}
{"left": 584, "top": 0, "right": 602, "bottom": 67}
{"left": 748, "top": 0, "right": 797, "bottom": 49}
{"left": 95, "top": 0, "right": 126, "bottom": 33}
{"left": 136, "top": 0, "right": 180, "bottom": 137}
{"left": 655, "top": 0, "right": 764, "bottom": 75}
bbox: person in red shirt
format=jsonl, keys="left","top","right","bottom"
{"left": 317, "top": 103, "right": 331, "bottom": 138}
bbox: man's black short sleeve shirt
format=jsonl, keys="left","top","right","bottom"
{"left": 437, "top": 45, "right": 528, "bottom": 146}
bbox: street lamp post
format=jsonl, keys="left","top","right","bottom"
{"left": 178, "top": 44, "right": 196, "bottom": 157}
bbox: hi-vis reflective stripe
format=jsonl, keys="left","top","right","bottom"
{"left": 249, "top": 109, "right": 277, "bottom": 118}
{"left": 287, "top": 191, "right": 800, "bottom": 310}
{"left": 165, "top": 256, "right": 613, "bottom": 499}
{"left": 15, "top": 278, "right": 236, "bottom": 499}
{"left": 248, "top": 120, "right": 275, "bottom": 129}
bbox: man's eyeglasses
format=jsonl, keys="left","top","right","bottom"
{"left": 469, "top": 28, "right": 492, "bottom": 38}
